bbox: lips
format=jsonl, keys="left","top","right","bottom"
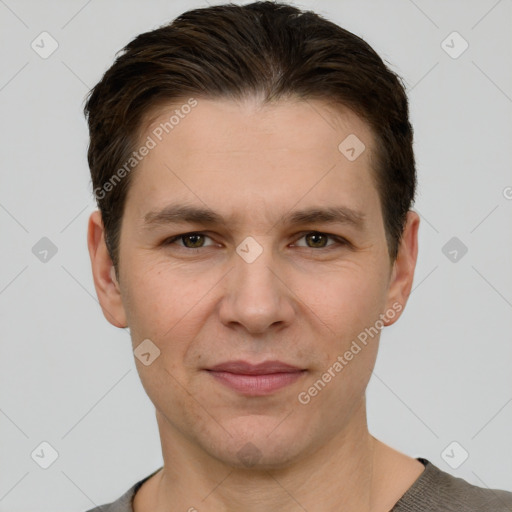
{"left": 205, "top": 360, "right": 306, "bottom": 395}
{"left": 207, "top": 360, "right": 303, "bottom": 375}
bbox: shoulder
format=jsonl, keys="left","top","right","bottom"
{"left": 393, "top": 458, "right": 512, "bottom": 511}
{"left": 82, "top": 484, "right": 134, "bottom": 512}
{"left": 82, "top": 467, "right": 162, "bottom": 512}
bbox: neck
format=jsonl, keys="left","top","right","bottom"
{"left": 137, "top": 399, "right": 398, "bottom": 512}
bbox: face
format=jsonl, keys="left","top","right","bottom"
{"left": 88, "top": 96, "right": 419, "bottom": 469}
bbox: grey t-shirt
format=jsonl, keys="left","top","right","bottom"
{"left": 84, "top": 458, "right": 512, "bottom": 511}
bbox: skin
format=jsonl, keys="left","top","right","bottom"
{"left": 88, "top": 96, "right": 422, "bottom": 512}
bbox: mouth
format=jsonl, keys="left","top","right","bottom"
{"left": 205, "top": 360, "right": 307, "bottom": 396}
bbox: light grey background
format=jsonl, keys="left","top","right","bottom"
{"left": 1, "top": 0, "right": 511, "bottom": 511}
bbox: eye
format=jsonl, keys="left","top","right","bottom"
{"left": 163, "top": 232, "right": 215, "bottom": 249}
{"left": 293, "top": 231, "right": 347, "bottom": 249}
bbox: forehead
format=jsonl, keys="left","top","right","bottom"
{"left": 125, "top": 97, "right": 380, "bottom": 225}
{"left": 143, "top": 95, "right": 373, "bottom": 155}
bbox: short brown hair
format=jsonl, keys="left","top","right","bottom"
{"left": 84, "top": 1, "right": 416, "bottom": 274}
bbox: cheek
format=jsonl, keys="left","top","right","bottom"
{"left": 297, "top": 271, "right": 384, "bottom": 416}
{"left": 300, "top": 263, "right": 388, "bottom": 339}
{"left": 121, "top": 258, "right": 226, "bottom": 371}
{"left": 122, "top": 256, "right": 203, "bottom": 326}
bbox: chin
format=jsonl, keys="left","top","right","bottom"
{"left": 203, "top": 421, "right": 307, "bottom": 470}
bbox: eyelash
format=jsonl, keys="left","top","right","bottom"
{"left": 162, "top": 231, "right": 349, "bottom": 251}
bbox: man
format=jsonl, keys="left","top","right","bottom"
{"left": 84, "top": 2, "right": 512, "bottom": 511}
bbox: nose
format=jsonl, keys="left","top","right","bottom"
{"left": 218, "top": 238, "right": 296, "bottom": 335}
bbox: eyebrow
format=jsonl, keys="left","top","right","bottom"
{"left": 142, "top": 203, "right": 366, "bottom": 231}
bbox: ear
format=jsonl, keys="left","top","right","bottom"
{"left": 383, "top": 210, "right": 420, "bottom": 326}
{"left": 87, "top": 210, "right": 127, "bottom": 328}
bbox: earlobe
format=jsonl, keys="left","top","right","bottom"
{"left": 383, "top": 210, "right": 420, "bottom": 327}
{"left": 87, "top": 210, "right": 128, "bottom": 328}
